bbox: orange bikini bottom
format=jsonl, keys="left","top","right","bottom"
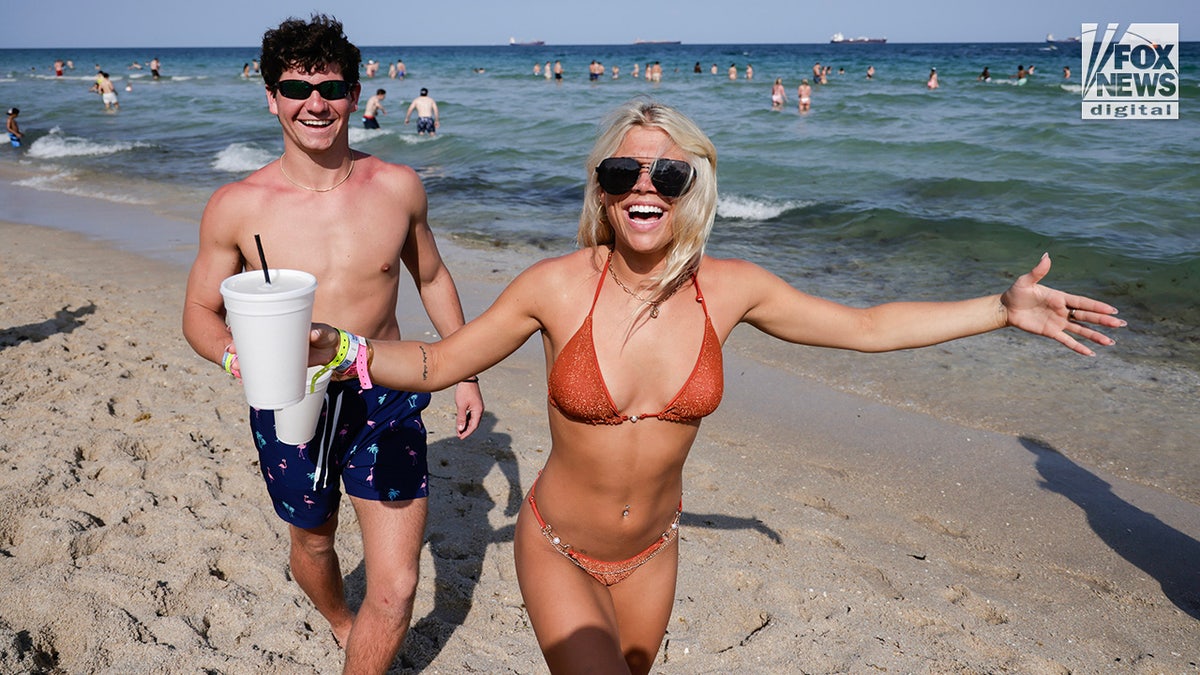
{"left": 527, "top": 479, "right": 681, "bottom": 586}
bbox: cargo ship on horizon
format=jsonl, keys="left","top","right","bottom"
{"left": 830, "top": 32, "right": 887, "bottom": 44}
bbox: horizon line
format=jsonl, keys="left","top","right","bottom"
{"left": 7, "top": 38, "right": 1183, "bottom": 51}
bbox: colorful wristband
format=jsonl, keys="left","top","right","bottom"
{"left": 355, "top": 337, "right": 373, "bottom": 389}
{"left": 222, "top": 349, "right": 239, "bottom": 377}
{"left": 310, "top": 329, "right": 349, "bottom": 392}
{"left": 334, "top": 332, "right": 360, "bottom": 374}
{"left": 312, "top": 329, "right": 373, "bottom": 391}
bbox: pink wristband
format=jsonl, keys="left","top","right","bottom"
{"left": 355, "top": 337, "right": 373, "bottom": 389}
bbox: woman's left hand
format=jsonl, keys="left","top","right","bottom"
{"left": 1001, "top": 253, "right": 1126, "bottom": 356}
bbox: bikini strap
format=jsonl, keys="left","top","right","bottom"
{"left": 691, "top": 268, "right": 709, "bottom": 315}
{"left": 591, "top": 250, "right": 613, "bottom": 313}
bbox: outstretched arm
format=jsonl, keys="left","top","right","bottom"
{"left": 310, "top": 264, "right": 546, "bottom": 394}
{"left": 739, "top": 253, "right": 1123, "bottom": 355}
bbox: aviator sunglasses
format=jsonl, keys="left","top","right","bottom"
{"left": 274, "top": 79, "right": 353, "bottom": 101}
{"left": 595, "top": 157, "right": 696, "bottom": 198}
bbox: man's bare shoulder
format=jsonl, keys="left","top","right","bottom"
{"left": 352, "top": 153, "right": 424, "bottom": 193}
{"left": 201, "top": 162, "right": 282, "bottom": 230}
{"left": 354, "top": 152, "right": 418, "bottom": 180}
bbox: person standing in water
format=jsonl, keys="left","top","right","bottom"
{"left": 403, "top": 87, "right": 439, "bottom": 136}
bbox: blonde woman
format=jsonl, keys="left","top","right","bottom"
{"left": 771, "top": 77, "right": 787, "bottom": 110}
{"left": 308, "top": 100, "right": 1123, "bottom": 673}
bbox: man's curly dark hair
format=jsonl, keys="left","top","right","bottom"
{"left": 260, "top": 14, "right": 361, "bottom": 90}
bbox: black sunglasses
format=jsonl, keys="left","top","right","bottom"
{"left": 595, "top": 157, "right": 695, "bottom": 198}
{"left": 274, "top": 79, "right": 353, "bottom": 101}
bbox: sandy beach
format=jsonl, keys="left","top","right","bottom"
{"left": 1, "top": 217, "right": 1198, "bottom": 674}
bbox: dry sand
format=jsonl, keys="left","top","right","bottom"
{"left": 1, "top": 219, "right": 1197, "bottom": 674}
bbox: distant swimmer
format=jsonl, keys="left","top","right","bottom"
{"left": 54, "top": 59, "right": 64, "bottom": 76}
{"left": 798, "top": 79, "right": 812, "bottom": 112}
{"left": 866, "top": 64, "right": 875, "bottom": 79}
{"left": 926, "top": 67, "right": 939, "bottom": 89}
{"left": 978, "top": 66, "right": 991, "bottom": 82}
{"left": 771, "top": 77, "right": 786, "bottom": 110}
{"left": 404, "top": 87, "right": 439, "bottom": 136}
{"left": 1013, "top": 64, "right": 1028, "bottom": 85}
{"left": 149, "top": 57, "right": 160, "bottom": 80}
{"left": 96, "top": 71, "right": 119, "bottom": 111}
{"left": 6, "top": 108, "right": 22, "bottom": 148}
{"left": 1063, "top": 65, "right": 1070, "bottom": 79}
{"left": 728, "top": 63, "right": 737, "bottom": 80}
{"left": 363, "top": 88, "right": 386, "bottom": 128}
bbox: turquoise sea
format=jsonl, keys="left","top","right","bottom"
{"left": 1, "top": 42, "right": 1197, "bottom": 500}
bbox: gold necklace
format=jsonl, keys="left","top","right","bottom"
{"left": 607, "top": 253, "right": 681, "bottom": 319}
{"left": 278, "top": 153, "right": 355, "bottom": 192}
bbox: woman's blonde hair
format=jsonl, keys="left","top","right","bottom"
{"left": 578, "top": 99, "right": 718, "bottom": 303}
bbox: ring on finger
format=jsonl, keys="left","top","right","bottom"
{"left": 1068, "top": 308, "right": 1077, "bottom": 321}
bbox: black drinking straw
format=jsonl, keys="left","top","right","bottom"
{"left": 254, "top": 234, "right": 271, "bottom": 285}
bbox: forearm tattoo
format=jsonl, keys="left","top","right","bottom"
{"left": 418, "top": 344, "right": 428, "bottom": 380}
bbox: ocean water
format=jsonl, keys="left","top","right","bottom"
{"left": 1, "top": 42, "right": 1198, "bottom": 500}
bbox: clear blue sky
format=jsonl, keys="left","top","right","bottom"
{"left": 3, "top": 0, "right": 1197, "bottom": 48}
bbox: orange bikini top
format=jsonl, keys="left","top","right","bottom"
{"left": 548, "top": 253, "right": 723, "bottom": 424}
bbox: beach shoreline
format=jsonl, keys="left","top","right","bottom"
{"left": 1, "top": 206, "right": 1198, "bottom": 672}
{"left": 4, "top": 163, "right": 1196, "bottom": 507}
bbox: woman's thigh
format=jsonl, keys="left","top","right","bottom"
{"left": 514, "top": 500, "right": 679, "bottom": 674}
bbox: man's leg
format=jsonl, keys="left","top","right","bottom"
{"left": 342, "top": 496, "right": 428, "bottom": 674}
{"left": 289, "top": 513, "right": 356, "bottom": 647}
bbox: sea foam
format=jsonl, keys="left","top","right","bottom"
{"left": 212, "top": 143, "right": 274, "bottom": 173}
{"left": 27, "top": 128, "right": 147, "bottom": 159}
{"left": 717, "top": 194, "right": 811, "bottom": 221}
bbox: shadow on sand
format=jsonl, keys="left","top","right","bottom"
{"left": 1022, "top": 436, "right": 1200, "bottom": 620}
{"left": 0, "top": 303, "right": 95, "bottom": 351}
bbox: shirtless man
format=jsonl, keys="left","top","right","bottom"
{"left": 403, "top": 87, "right": 439, "bottom": 136}
{"left": 97, "top": 72, "right": 119, "bottom": 111}
{"left": 362, "top": 88, "right": 386, "bottom": 129}
{"left": 182, "top": 15, "right": 482, "bottom": 672}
